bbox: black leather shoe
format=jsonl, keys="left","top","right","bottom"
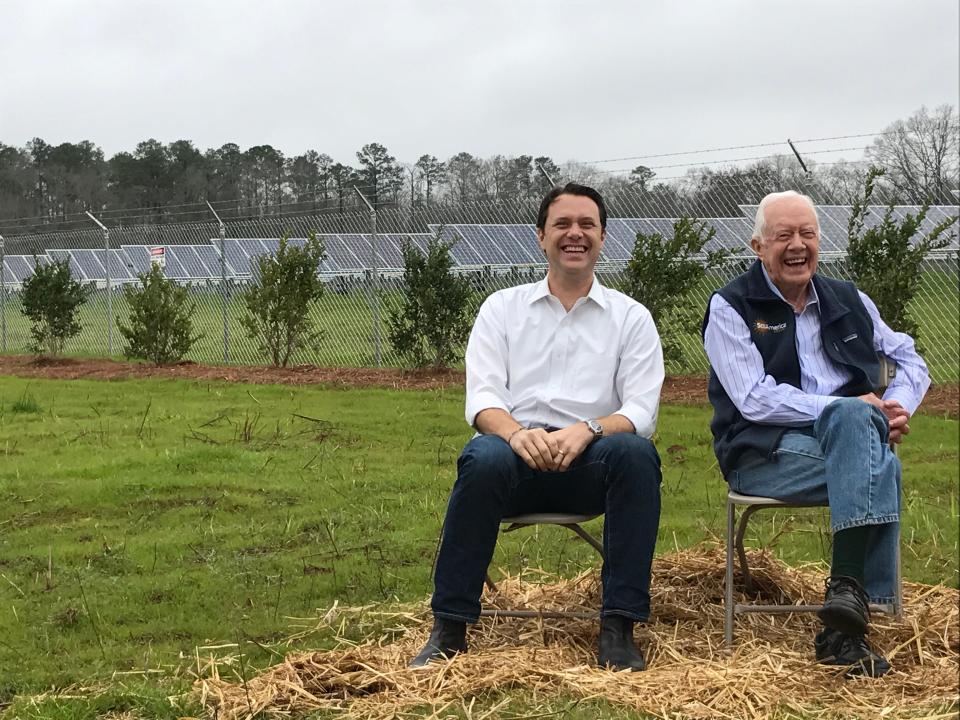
{"left": 815, "top": 627, "right": 891, "bottom": 678}
{"left": 409, "top": 618, "right": 467, "bottom": 668}
{"left": 817, "top": 575, "right": 870, "bottom": 636}
{"left": 597, "top": 615, "right": 646, "bottom": 671}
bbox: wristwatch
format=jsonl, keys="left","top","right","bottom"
{"left": 584, "top": 418, "right": 604, "bottom": 441}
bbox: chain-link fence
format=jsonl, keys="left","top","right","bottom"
{"left": 0, "top": 178, "right": 957, "bottom": 381}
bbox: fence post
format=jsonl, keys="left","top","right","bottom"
{"left": 85, "top": 212, "right": 112, "bottom": 355}
{"left": 0, "top": 233, "right": 6, "bottom": 353}
{"left": 353, "top": 187, "right": 382, "bottom": 366}
{"left": 206, "top": 201, "right": 230, "bottom": 363}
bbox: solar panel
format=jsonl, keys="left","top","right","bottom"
{"left": 167, "top": 246, "right": 204, "bottom": 278}
{"left": 47, "top": 250, "right": 89, "bottom": 280}
{"left": 193, "top": 244, "right": 226, "bottom": 277}
{"left": 340, "top": 234, "right": 373, "bottom": 269}
{"left": 238, "top": 239, "right": 271, "bottom": 266}
{"left": 708, "top": 219, "right": 751, "bottom": 254}
{"left": 92, "top": 249, "right": 135, "bottom": 280}
{"left": 122, "top": 245, "right": 152, "bottom": 276}
{"left": 601, "top": 219, "right": 637, "bottom": 259}
{"left": 485, "top": 225, "right": 538, "bottom": 264}
{"left": 453, "top": 225, "right": 510, "bottom": 265}
{"left": 504, "top": 225, "right": 543, "bottom": 264}
{"left": 3, "top": 256, "right": 37, "bottom": 283}
{"left": 432, "top": 227, "right": 483, "bottom": 266}
{"left": 823, "top": 206, "right": 852, "bottom": 230}
{"left": 367, "top": 234, "right": 401, "bottom": 270}
{"left": 407, "top": 233, "right": 432, "bottom": 256}
{"left": 160, "top": 248, "right": 190, "bottom": 278}
{"left": 218, "top": 239, "right": 254, "bottom": 275}
{"left": 321, "top": 234, "right": 363, "bottom": 272}
{"left": 74, "top": 249, "right": 108, "bottom": 280}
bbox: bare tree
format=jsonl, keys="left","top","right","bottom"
{"left": 867, "top": 105, "right": 959, "bottom": 203}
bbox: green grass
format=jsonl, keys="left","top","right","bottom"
{"left": 0, "top": 376, "right": 956, "bottom": 718}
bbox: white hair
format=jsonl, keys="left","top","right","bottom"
{"left": 752, "top": 190, "right": 819, "bottom": 240}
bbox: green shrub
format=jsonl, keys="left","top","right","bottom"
{"left": 847, "top": 167, "right": 958, "bottom": 345}
{"left": 118, "top": 264, "right": 202, "bottom": 364}
{"left": 239, "top": 233, "right": 326, "bottom": 367}
{"left": 388, "top": 233, "right": 474, "bottom": 369}
{"left": 620, "top": 217, "right": 733, "bottom": 367}
{"left": 20, "top": 257, "right": 89, "bottom": 356}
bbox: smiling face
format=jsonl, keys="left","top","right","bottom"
{"left": 536, "top": 193, "right": 605, "bottom": 279}
{"left": 751, "top": 195, "right": 820, "bottom": 302}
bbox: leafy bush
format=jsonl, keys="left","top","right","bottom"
{"left": 20, "top": 257, "right": 89, "bottom": 356}
{"left": 388, "top": 233, "right": 474, "bottom": 368}
{"left": 239, "top": 233, "right": 326, "bottom": 367}
{"left": 847, "top": 167, "right": 958, "bottom": 344}
{"left": 118, "top": 264, "right": 202, "bottom": 364}
{"left": 620, "top": 217, "right": 733, "bottom": 367}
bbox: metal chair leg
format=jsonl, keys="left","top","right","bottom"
{"left": 734, "top": 505, "right": 762, "bottom": 592}
{"left": 725, "top": 497, "right": 736, "bottom": 646}
{"left": 563, "top": 523, "right": 605, "bottom": 557}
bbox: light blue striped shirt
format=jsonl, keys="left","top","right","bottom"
{"left": 703, "top": 267, "right": 930, "bottom": 426}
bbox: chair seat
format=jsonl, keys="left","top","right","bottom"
{"left": 502, "top": 513, "right": 601, "bottom": 525}
{"left": 727, "top": 491, "right": 823, "bottom": 508}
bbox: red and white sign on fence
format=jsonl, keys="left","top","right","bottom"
{"left": 150, "top": 246, "right": 166, "bottom": 269}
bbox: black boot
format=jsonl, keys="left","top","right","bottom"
{"left": 597, "top": 615, "right": 646, "bottom": 671}
{"left": 815, "top": 627, "right": 891, "bottom": 678}
{"left": 409, "top": 618, "right": 467, "bottom": 668}
{"left": 817, "top": 575, "right": 870, "bottom": 636}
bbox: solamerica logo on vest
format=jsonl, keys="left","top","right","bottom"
{"left": 753, "top": 319, "right": 788, "bottom": 334}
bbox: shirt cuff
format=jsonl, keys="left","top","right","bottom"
{"left": 883, "top": 387, "right": 920, "bottom": 416}
{"left": 614, "top": 404, "right": 656, "bottom": 439}
{"left": 465, "top": 392, "right": 510, "bottom": 428}
{"left": 812, "top": 395, "right": 844, "bottom": 418}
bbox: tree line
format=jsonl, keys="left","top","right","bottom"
{"left": 0, "top": 105, "right": 956, "bottom": 232}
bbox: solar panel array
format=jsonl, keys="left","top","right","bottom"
{"left": 1, "top": 206, "right": 955, "bottom": 285}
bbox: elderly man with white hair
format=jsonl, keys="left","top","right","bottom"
{"left": 702, "top": 191, "right": 930, "bottom": 677}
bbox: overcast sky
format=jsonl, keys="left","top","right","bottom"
{"left": 1, "top": 0, "right": 957, "bottom": 175}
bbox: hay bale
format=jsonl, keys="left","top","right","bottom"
{"left": 196, "top": 545, "right": 959, "bottom": 719}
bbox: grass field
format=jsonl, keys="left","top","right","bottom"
{"left": 0, "top": 266, "right": 957, "bottom": 379}
{"left": 0, "top": 375, "right": 956, "bottom": 718}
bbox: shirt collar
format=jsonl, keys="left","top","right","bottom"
{"left": 759, "top": 263, "right": 819, "bottom": 310}
{"left": 528, "top": 275, "right": 607, "bottom": 309}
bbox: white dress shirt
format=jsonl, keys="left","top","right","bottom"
{"left": 465, "top": 276, "right": 664, "bottom": 438}
{"left": 703, "top": 267, "right": 930, "bottom": 426}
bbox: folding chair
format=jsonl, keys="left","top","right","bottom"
{"left": 723, "top": 356, "right": 902, "bottom": 645}
{"left": 480, "top": 513, "right": 604, "bottom": 619}
{"left": 724, "top": 492, "right": 902, "bottom": 644}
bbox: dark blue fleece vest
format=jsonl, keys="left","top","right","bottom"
{"left": 703, "top": 260, "right": 879, "bottom": 478}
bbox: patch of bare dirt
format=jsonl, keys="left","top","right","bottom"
{"left": 0, "top": 355, "right": 956, "bottom": 418}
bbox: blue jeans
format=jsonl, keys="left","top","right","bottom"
{"left": 431, "top": 433, "right": 662, "bottom": 623}
{"left": 730, "top": 398, "right": 901, "bottom": 603}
